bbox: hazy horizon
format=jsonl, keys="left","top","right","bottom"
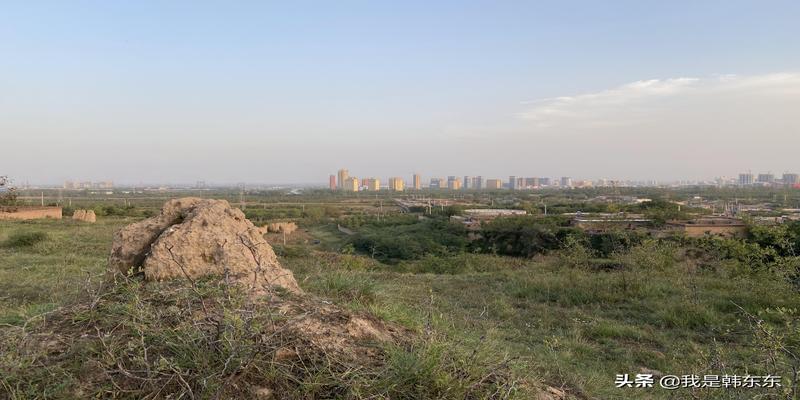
{"left": 3, "top": 1, "right": 799, "bottom": 184}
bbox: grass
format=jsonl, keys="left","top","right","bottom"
{"left": 1, "top": 217, "right": 799, "bottom": 399}
{"left": 0, "top": 219, "right": 520, "bottom": 399}
{"left": 308, "top": 270, "right": 378, "bottom": 304}
{"left": 2, "top": 231, "right": 49, "bottom": 248}
{"left": 286, "top": 252, "right": 800, "bottom": 399}
{"left": 0, "top": 218, "right": 127, "bottom": 326}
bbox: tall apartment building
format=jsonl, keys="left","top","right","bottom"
{"left": 447, "top": 177, "right": 462, "bottom": 190}
{"left": 343, "top": 177, "right": 359, "bottom": 192}
{"left": 540, "top": 177, "right": 550, "bottom": 186}
{"left": 738, "top": 173, "right": 754, "bottom": 186}
{"left": 473, "top": 176, "right": 483, "bottom": 190}
{"left": 783, "top": 173, "right": 799, "bottom": 185}
{"left": 560, "top": 177, "right": 572, "bottom": 188}
{"left": 365, "top": 178, "right": 380, "bottom": 191}
{"left": 757, "top": 173, "right": 774, "bottom": 183}
{"left": 413, "top": 174, "right": 421, "bottom": 190}
{"left": 429, "top": 178, "right": 444, "bottom": 189}
{"left": 463, "top": 176, "right": 472, "bottom": 189}
{"left": 337, "top": 169, "right": 349, "bottom": 189}
{"left": 508, "top": 176, "right": 518, "bottom": 190}
{"left": 329, "top": 175, "right": 336, "bottom": 190}
{"left": 525, "top": 177, "right": 539, "bottom": 188}
{"left": 486, "top": 179, "right": 502, "bottom": 189}
{"left": 388, "top": 177, "right": 405, "bottom": 191}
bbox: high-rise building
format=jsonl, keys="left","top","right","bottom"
{"left": 365, "top": 178, "right": 380, "bottom": 191}
{"left": 337, "top": 169, "right": 349, "bottom": 189}
{"left": 540, "top": 177, "right": 550, "bottom": 186}
{"left": 413, "top": 174, "right": 421, "bottom": 190}
{"left": 463, "top": 176, "right": 472, "bottom": 189}
{"left": 429, "top": 178, "right": 444, "bottom": 189}
{"left": 508, "top": 176, "right": 518, "bottom": 190}
{"left": 738, "top": 173, "right": 754, "bottom": 186}
{"left": 783, "top": 173, "right": 799, "bottom": 185}
{"left": 525, "top": 177, "right": 539, "bottom": 188}
{"left": 344, "top": 177, "right": 359, "bottom": 192}
{"left": 473, "top": 176, "right": 483, "bottom": 190}
{"left": 560, "top": 177, "right": 572, "bottom": 188}
{"left": 447, "top": 177, "right": 462, "bottom": 190}
{"left": 388, "top": 177, "right": 404, "bottom": 191}
{"left": 486, "top": 179, "right": 502, "bottom": 189}
{"left": 329, "top": 175, "right": 337, "bottom": 190}
{"left": 757, "top": 173, "right": 774, "bottom": 183}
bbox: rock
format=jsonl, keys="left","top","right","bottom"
{"left": 251, "top": 387, "right": 274, "bottom": 399}
{"left": 109, "top": 198, "right": 204, "bottom": 275}
{"left": 72, "top": 209, "right": 96, "bottom": 223}
{"left": 273, "top": 347, "right": 297, "bottom": 361}
{"left": 267, "top": 222, "right": 297, "bottom": 235}
{"left": 108, "top": 197, "right": 301, "bottom": 294}
{"left": 536, "top": 386, "right": 567, "bottom": 400}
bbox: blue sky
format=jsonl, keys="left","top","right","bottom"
{"left": 2, "top": 1, "right": 799, "bottom": 184}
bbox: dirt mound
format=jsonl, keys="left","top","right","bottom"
{"left": 108, "top": 197, "right": 300, "bottom": 294}
{"left": 72, "top": 209, "right": 96, "bottom": 223}
{"left": 267, "top": 222, "right": 297, "bottom": 234}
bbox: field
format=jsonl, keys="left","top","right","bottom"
{"left": 2, "top": 191, "right": 800, "bottom": 399}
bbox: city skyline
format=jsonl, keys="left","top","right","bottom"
{"left": 9, "top": 167, "right": 800, "bottom": 188}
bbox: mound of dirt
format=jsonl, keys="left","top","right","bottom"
{"left": 72, "top": 209, "right": 96, "bottom": 223}
{"left": 267, "top": 222, "right": 297, "bottom": 234}
{"left": 108, "top": 197, "right": 300, "bottom": 294}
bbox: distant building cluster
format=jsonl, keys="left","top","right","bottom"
{"left": 328, "top": 168, "right": 663, "bottom": 192}
{"left": 725, "top": 172, "right": 800, "bottom": 188}
{"left": 327, "top": 168, "right": 800, "bottom": 191}
{"left": 63, "top": 180, "right": 113, "bottom": 190}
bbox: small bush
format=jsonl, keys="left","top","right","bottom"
{"left": 4, "top": 231, "right": 49, "bottom": 248}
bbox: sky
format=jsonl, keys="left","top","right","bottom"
{"left": 1, "top": 0, "right": 799, "bottom": 185}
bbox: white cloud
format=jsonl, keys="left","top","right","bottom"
{"left": 518, "top": 73, "right": 800, "bottom": 130}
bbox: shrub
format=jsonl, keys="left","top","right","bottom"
{"left": 557, "top": 235, "right": 594, "bottom": 268}
{"left": 473, "top": 216, "right": 577, "bottom": 257}
{"left": 4, "top": 231, "right": 49, "bottom": 248}
{"left": 617, "top": 239, "right": 677, "bottom": 271}
{"left": 347, "top": 219, "right": 467, "bottom": 263}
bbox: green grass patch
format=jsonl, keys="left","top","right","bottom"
{"left": 3, "top": 231, "right": 49, "bottom": 248}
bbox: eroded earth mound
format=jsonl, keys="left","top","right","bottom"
{"left": 109, "top": 197, "right": 301, "bottom": 294}
{"left": 72, "top": 209, "right": 96, "bottom": 223}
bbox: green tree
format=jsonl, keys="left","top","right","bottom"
{"left": 0, "top": 175, "right": 18, "bottom": 206}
